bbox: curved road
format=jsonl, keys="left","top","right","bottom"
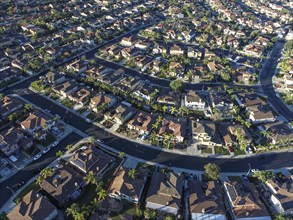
{"left": 260, "top": 40, "right": 293, "bottom": 122}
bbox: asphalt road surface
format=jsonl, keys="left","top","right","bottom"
{"left": 0, "top": 132, "right": 82, "bottom": 209}
{"left": 260, "top": 41, "right": 293, "bottom": 122}
{"left": 16, "top": 90, "right": 293, "bottom": 173}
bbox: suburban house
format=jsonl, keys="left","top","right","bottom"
{"left": 266, "top": 174, "right": 293, "bottom": 215}
{"left": 246, "top": 104, "right": 275, "bottom": 124}
{"left": 146, "top": 172, "right": 184, "bottom": 215}
{"left": 20, "top": 111, "right": 54, "bottom": 136}
{"left": 156, "top": 88, "right": 180, "bottom": 106}
{"left": 158, "top": 118, "right": 187, "bottom": 142}
{"left": 39, "top": 164, "right": 84, "bottom": 204}
{"left": 52, "top": 80, "right": 78, "bottom": 97}
{"left": 235, "top": 92, "right": 266, "bottom": 107}
{"left": 224, "top": 181, "right": 271, "bottom": 220}
{"left": 69, "top": 147, "right": 114, "bottom": 175}
{"left": 66, "top": 59, "right": 88, "bottom": 73}
{"left": 188, "top": 181, "right": 226, "bottom": 220}
{"left": 104, "top": 103, "right": 136, "bottom": 125}
{"left": 260, "top": 121, "right": 293, "bottom": 145}
{"left": 7, "top": 190, "right": 58, "bottom": 220}
{"left": 192, "top": 120, "right": 221, "bottom": 146}
{"left": 44, "top": 71, "right": 66, "bottom": 84}
{"left": 127, "top": 111, "right": 157, "bottom": 135}
{"left": 68, "top": 87, "right": 91, "bottom": 106}
{"left": 170, "top": 44, "right": 184, "bottom": 56}
{"left": 133, "top": 82, "right": 158, "bottom": 101}
{"left": 0, "top": 127, "right": 24, "bottom": 157}
{"left": 109, "top": 166, "right": 149, "bottom": 204}
{"left": 0, "top": 96, "right": 23, "bottom": 119}
{"left": 90, "top": 93, "right": 117, "bottom": 113}
{"left": 184, "top": 90, "right": 206, "bottom": 110}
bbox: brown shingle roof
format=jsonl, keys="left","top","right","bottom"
{"left": 7, "top": 190, "right": 57, "bottom": 220}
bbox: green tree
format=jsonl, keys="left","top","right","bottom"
{"left": 135, "top": 208, "right": 144, "bottom": 217}
{"left": 88, "top": 136, "right": 95, "bottom": 145}
{"left": 97, "top": 189, "right": 107, "bottom": 201}
{"left": 66, "top": 144, "right": 73, "bottom": 151}
{"left": 56, "top": 150, "right": 63, "bottom": 157}
{"left": 127, "top": 168, "right": 137, "bottom": 179}
{"left": 169, "top": 79, "right": 184, "bottom": 92}
{"left": 252, "top": 171, "right": 273, "bottom": 183}
{"left": 84, "top": 171, "right": 98, "bottom": 185}
{"left": 204, "top": 163, "right": 220, "bottom": 180}
{"left": 40, "top": 168, "right": 54, "bottom": 179}
{"left": 118, "top": 151, "right": 125, "bottom": 158}
{"left": 165, "top": 216, "right": 173, "bottom": 220}
{"left": 66, "top": 203, "right": 80, "bottom": 218}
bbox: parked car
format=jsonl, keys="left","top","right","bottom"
{"left": 43, "top": 147, "right": 51, "bottom": 154}
{"left": 85, "top": 118, "right": 91, "bottom": 123}
{"left": 52, "top": 141, "right": 59, "bottom": 147}
{"left": 33, "top": 153, "right": 42, "bottom": 161}
{"left": 96, "top": 139, "right": 103, "bottom": 144}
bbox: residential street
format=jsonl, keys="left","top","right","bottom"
{"left": 260, "top": 40, "right": 293, "bottom": 122}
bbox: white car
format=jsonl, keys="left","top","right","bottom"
{"left": 96, "top": 139, "right": 103, "bottom": 144}
{"left": 33, "top": 153, "right": 42, "bottom": 161}
{"left": 85, "top": 118, "right": 91, "bottom": 123}
{"left": 251, "top": 169, "right": 259, "bottom": 173}
{"left": 43, "top": 147, "right": 51, "bottom": 154}
{"left": 52, "top": 141, "right": 59, "bottom": 147}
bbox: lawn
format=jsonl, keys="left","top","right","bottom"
{"left": 60, "top": 98, "right": 75, "bottom": 108}
{"left": 201, "top": 147, "right": 213, "bottom": 154}
{"left": 14, "top": 181, "right": 39, "bottom": 203}
{"left": 214, "top": 146, "right": 230, "bottom": 155}
{"left": 109, "top": 201, "right": 136, "bottom": 220}
{"left": 77, "top": 107, "right": 87, "bottom": 114}
{"left": 38, "top": 134, "right": 56, "bottom": 147}
{"left": 87, "top": 112, "right": 97, "bottom": 120}
{"left": 228, "top": 176, "right": 243, "bottom": 182}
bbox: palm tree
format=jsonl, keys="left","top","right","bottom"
{"left": 24, "top": 104, "right": 33, "bottom": 113}
{"left": 170, "top": 106, "right": 177, "bottom": 115}
{"left": 97, "top": 189, "right": 107, "bottom": 201}
{"left": 118, "top": 151, "right": 125, "bottom": 158}
{"left": 56, "top": 150, "right": 63, "bottom": 157}
{"left": 84, "top": 171, "right": 98, "bottom": 185}
{"left": 274, "top": 214, "right": 287, "bottom": 220}
{"left": 165, "top": 216, "right": 173, "bottom": 220}
{"left": 162, "top": 105, "right": 168, "bottom": 114}
{"left": 127, "top": 168, "right": 137, "bottom": 179}
{"left": 66, "top": 203, "right": 80, "bottom": 218}
{"left": 40, "top": 168, "right": 54, "bottom": 179}
{"left": 36, "top": 176, "right": 43, "bottom": 185}
{"left": 88, "top": 136, "right": 95, "bottom": 145}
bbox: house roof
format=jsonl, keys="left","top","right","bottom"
{"left": 224, "top": 181, "right": 270, "bottom": 218}
{"left": 90, "top": 93, "right": 115, "bottom": 106}
{"left": 0, "top": 96, "right": 23, "bottom": 117}
{"left": 185, "top": 90, "right": 205, "bottom": 103}
{"left": 20, "top": 111, "right": 51, "bottom": 131}
{"left": 7, "top": 190, "right": 57, "bottom": 220}
{"left": 128, "top": 111, "right": 156, "bottom": 132}
{"left": 263, "top": 121, "right": 293, "bottom": 143}
{"left": 188, "top": 181, "right": 226, "bottom": 215}
{"left": 158, "top": 118, "right": 186, "bottom": 139}
{"left": 70, "top": 147, "right": 114, "bottom": 173}
{"left": 237, "top": 92, "right": 266, "bottom": 106}
{"left": 146, "top": 172, "right": 184, "bottom": 209}
{"left": 40, "top": 164, "right": 84, "bottom": 203}
{"left": 109, "top": 166, "right": 148, "bottom": 199}
{"left": 0, "top": 127, "right": 23, "bottom": 146}
{"left": 266, "top": 176, "right": 293, "bottom": 212}
{"left": 247, "top": 104, "right": 274, "bottom": 120}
